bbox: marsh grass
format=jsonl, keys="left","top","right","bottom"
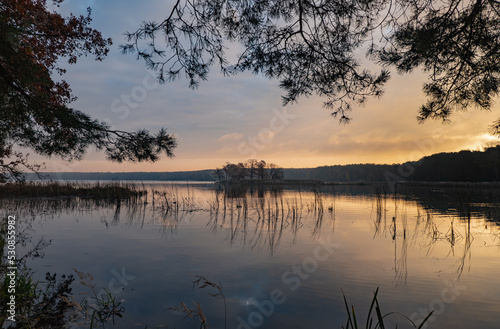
{"left": 206, "top": 188, "right": 334, "bottom": 252}
{"left": 64, "top": 269, "right": 124, "bottom": 329}
{"left": 0, "top": 219, "right": 71, "bottom": 327}
{"left": 342, "top": 288, "right": 433, "bottom": 329}
{"left": 0, "top": 216, "right": 127, "bottom": 329}
{"left": 0, "top": 267, "right": 122, "bottom": 329}
{"left": 0, "top": 181, "right": 146, "bottom": 200}
{"left": 169, "top": 276, "right": 227, "bottom": 329}
{"left": 0, "top": 183, "right": 495, "bottom": 328}
{"left": 401, "top": 183, "right": 500, "bottom": 225}
{"left": 151, "top": 183, "right": 198, "bottom": 213}
{"left": 169, "top": 277, "right": 432, "bottom": 329}
{"left": 369, "top": 193, "right": 479, "bottom": 284}
{"left": 0, "top": 244, "right": 75, "bottom": 328}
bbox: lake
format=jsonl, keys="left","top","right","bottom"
{"left": 2, "top": 182, "right": 500, "bottom": 328}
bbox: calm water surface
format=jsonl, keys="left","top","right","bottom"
{"left": 3, "top": 182, "right": 500, "bottom": 328}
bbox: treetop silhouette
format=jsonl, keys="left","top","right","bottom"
{"left": 0, "top": 0, "right": 177, "bottom": 181}
{"left": 122, "top": 0, "right": 500, "bottom": 132}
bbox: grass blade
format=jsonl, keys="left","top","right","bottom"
{"left": 366, "top": 287, "right": 379, "bottom": 329}
{"left": 417, "top": 311, "right": 434, "bottom": 329}
{"left": 352, "top": 305, "right": 359, "bottom": 328}
{"left": 374, "top": 298, "right": 386, "bottom": 329}
{"left": 342, "top": 289, "right": 354, "bottom": 329}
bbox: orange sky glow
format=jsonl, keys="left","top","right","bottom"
{"left": 34, "top": 0, "right": 500, "bottom": 173}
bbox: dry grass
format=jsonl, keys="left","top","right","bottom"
{"left": 0, "top": 181, "right": 145, "bottom": 199}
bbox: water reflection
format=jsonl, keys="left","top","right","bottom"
{"left": 1, "top": 182, "right": 499, "bottom": 329}
{"left": 204, "top": 186, "right": 338, "bottom": 255}
{"left": 2, "top": 183, "right": 498, "bottom": 272}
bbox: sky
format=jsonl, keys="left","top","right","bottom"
{"left": 36, "top": 0, "right": 500, "bottom": 173}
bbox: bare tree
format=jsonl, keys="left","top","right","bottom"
{"left": 246, "top": 159, "right": 259, "bottom": 180}
{"left": 256, "top": 160, "right": 268, "bottom": 180}
{"left": 268, "top": 163, "right": 284, "bottom": 180}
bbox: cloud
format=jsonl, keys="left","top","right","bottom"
{"left": 217, "top": 132, "right": 244, "bottom": 142}
{"left": 30, "top": 1, "right": 500, "bottom": 173}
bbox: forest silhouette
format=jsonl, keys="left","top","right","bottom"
{"left": 36, "top": 145, "right": 500, "bottom": 183}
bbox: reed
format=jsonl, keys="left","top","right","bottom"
{"left": 66, "top": 269, "right": 124, "bottom": 329}
{"left": 0, "top": 181, "right": 145, "bottom": 200}
{"left": 167, "top": 276, "right": 433, "bottom": 329}
{"left": 169, "top": 276, "right": 227, "bottom": 329}
{"left": 0, "top": 220, "right": 75, "bottom": 328}
{"left": 342, "top": 287, "right": 433, "bottom": 329}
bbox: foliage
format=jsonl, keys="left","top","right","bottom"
{"left": 342, "top": 287, "right": 433, "bottom": 329}
{"left": 407, "top": 145, "right": 500, "bottom": 182}
{"left": 0, "top": 219, "right": 75, "bottom": 328}
{"left": 121, "top": 0, "right": 390, "bottom": 122}
{"left": 123, "top": 0, "right": 500, "bottom": 132}
{"left": 65, "top": 269, "right": 124, "bottom": 329}
{"left": 169, "top": 276, "right": 227, "bottom": 329}
{"left": 20, "top": 145, "right": 500, "bottom": 183}
{"left": 0, "top": 0, "right": 176, "bottom": 182}
{"left": 0, "top": 271, "right": 75, "bottom": 329}
{"left": 0, "top": 146, "right": 45, "bottom": 183}
{"left": 283, "top": 145, "right": 500, "bottom": 182}
{"left": 285, "top": 164, "right": 400, "bottom": 182}
{"left": 0, "top": 181, "right": 146, "bottom": 199}
{"left": 378, "top": 0, "right": 500, "bottom": 125}
{"left": 169, "top": 277, "right": 431, "bottom": 329}
{"left": 214, "top": 159, "right": 284, "bottom": 181}
{"left": 0, "top": 218, "right": 128, "bottom": 329}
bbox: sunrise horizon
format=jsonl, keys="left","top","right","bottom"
{"left": 13, "top": 0, "right": 494, "bottom": 176}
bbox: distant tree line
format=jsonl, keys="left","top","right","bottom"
{"left": 407, "top": 145, "right": 500, "bottom": 182}
{"left": 285, "top": 164, "right": 400, "bottom": 182}
{"left": 213, "top": 160, "right": 284, "bottom": 181}
{"left": 32, "top": 170, "right": 214, "bottom": 181}
{"left": 285, "top": 145, "right": 500, "bottom": 183}
{"left": 30, "top": 145, "right": 500, "bottom": 183}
